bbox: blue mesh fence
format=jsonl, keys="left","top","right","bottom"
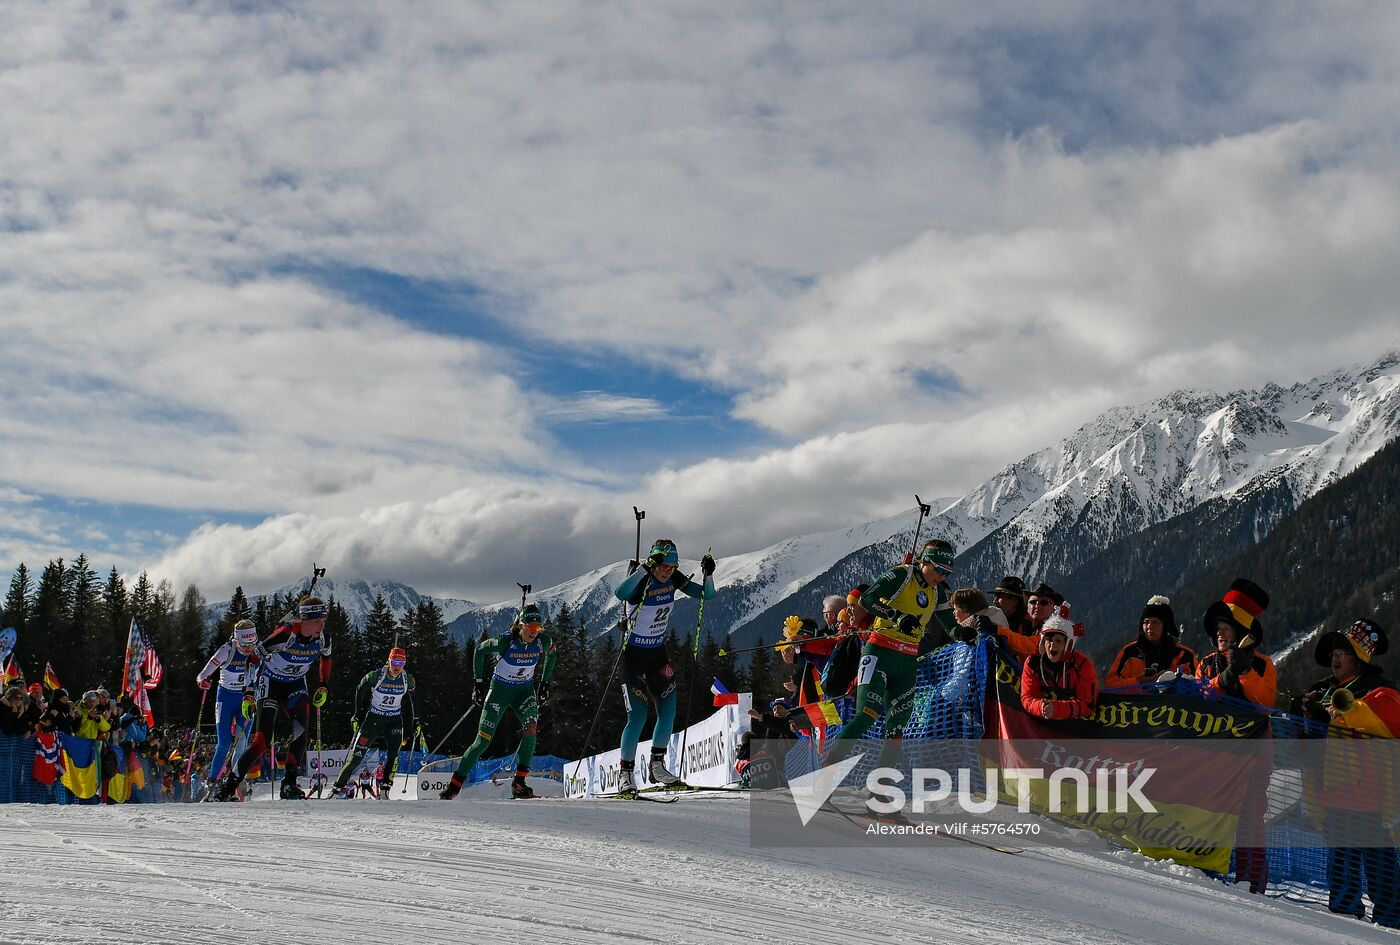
{"left": 2, "top": 729, "right": 168, "bottom": 804}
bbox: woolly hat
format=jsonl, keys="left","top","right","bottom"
{"left": 388, "top": 647, "right": 408, "bottom": 664}
{"left": 1039, "top": 601, "right": 1086, "bottom": 652}
{"left": 518, "top": 602, "right": 545, "bottom": 626}
{"left": 1314, "top": 619, "right": 1389, "bottom": 667}
{"left": 994, "top": 576, "right": 1028, "bottom": 599}
{"left": 1140, "top": 595, "right": 1178, "bottom": 637}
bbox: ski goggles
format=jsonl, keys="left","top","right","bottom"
{"left": 388, "top": 659, "right": 407, "bottom": 669}
{"left": 520, "top": 622, "right": 543, "bottom": 633}
{"left": 299, "top": 603, "right": 329, "bottom": 621}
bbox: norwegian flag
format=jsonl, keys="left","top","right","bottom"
{"left": 121, "top": 619, "right": 162, "bottom": 726}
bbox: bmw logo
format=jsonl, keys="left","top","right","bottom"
{"left": 916, "top": 591, "right": 929, "bottom": 608}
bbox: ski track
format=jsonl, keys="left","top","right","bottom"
{"left": 3, "top": 796, "right": 1398, "bottom": 945}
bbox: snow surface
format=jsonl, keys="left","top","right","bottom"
{"left": 2, "top": 794, "right": 1395, "bottom": 945}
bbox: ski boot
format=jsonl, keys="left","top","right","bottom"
{"left": 511, "top": 776, "right": 537, "bottom": 800}
{"left": 280, "top": 778, "right": 307, "bottom": 800}
{"left": 207, "top": 775, "right": 240, "bottom": 802}
{"left": 648, "top": 756, "right": 682, "bottom": 788}
{"left": 439, "top": 774, "right": 463, "bottom": 800}
{"left": 617, "top": 766, "right": 639, "bottom": 798}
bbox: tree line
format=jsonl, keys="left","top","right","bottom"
{"left": 1, "top": 558, "right": 785, "bottom": 760}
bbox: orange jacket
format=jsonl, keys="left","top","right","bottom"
{"left": 998, "top": 625, "right": 1040, "bottom": 665}
{"left": 1104, "top": 639, "right": 1197, "bottom": 688}
{"left": 1198, "top": 649, "right": 1277, "bottom": 708}
{"left": 1021, "top": 650, "right": 1098, "bottom": 721}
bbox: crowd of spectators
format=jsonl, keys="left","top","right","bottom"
{"left": 738, "top": 551, "right": 1399, "bottom": 929}
{"left": 0, "top": 680, "right": 222, "bottom": 803}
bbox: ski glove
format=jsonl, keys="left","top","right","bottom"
{"left": 535, "top": 680, "right": 551, "bottom": 705}
{"left": 1217, "top": 668, "right": 1239, "bottom": 690}
{"left": 473, "top": 678, "right": 490, "bottom": 706}
{"left": 197, "top": 677, "right": 212, "bottom": 691}
{"left": 701, "top": 553, "right": 716, "bottom": 576}
{"left": 240, "top": 694, "right": 258, "bottom": 720}
{"left": 627, "top": 559, "right": 641, "bottom": 575}
{"left": 312, "top": 687, "right": 328, "bottom": 708}
{"left": 897, "top": 613, "right": 923, "bottom": 636}
{"left": 645, "top": 549, "right": 668, "bottom": 569}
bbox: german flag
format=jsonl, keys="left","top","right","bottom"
{"left": 43, "top": 662, "right": 61, "bottom": 692}
{"left": 1, "top": 658, "right": 19, "bottom": 686}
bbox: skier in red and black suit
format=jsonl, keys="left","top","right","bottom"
{"left": 211, "top": 596, "right": 332, "bottom": 801}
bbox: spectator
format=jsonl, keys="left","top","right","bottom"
{"left": 994, "top": 577, "right": 1032, "bottom": 629}
{"left": 1293, "top": 619, "right": 1392, "bottom": 724}
{"left": 1104, "top": 595, "right": 1197, "bottom": 688}
{"left": 1311, "top": 619, "right": 1400, "bottom": 928}
{"left": 949, "top": 588, "right": 1007, "bottom": 645}
{"left": 821, "top": 585, "right": 872, "bottom": 699}
{"left": 74, "top": 691, "right": 111, "bottom": 740}
{"left": 41, "top": 689, "right": 75, "bottom": 734}
{"left": 1020, "top": 602, "right": 1098, "bottom": 721}
{"left": 1196, "top": 579, "right": 1276, "bottom": 707}
{"left": 1, "top": 686, "right": 33, "bottom": 737}
{"left": 1027, "top": 583, "right": 1062, "bottom": 632}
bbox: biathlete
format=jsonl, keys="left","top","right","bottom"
{"left": 824, "top": 539, "right": 955, "bottom": 767}
{"left": 211, "top": 595, "right": 332, "bottom": 801}
{"left": 333, "top": 647, "right": 415, "bottom": 797}
{"left": 611, "top": 539, "right": 715, "bottom": 796}
{"left": 195, "top": 619, "right": 263, "bottom": 785}
{"left": 440, "top": 603, "right": 557, "bottom": 800}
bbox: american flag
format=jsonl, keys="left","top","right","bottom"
{"left": 121, "top": 619, "right": 162, "bottom": 725}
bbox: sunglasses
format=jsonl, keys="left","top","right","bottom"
{"left": 1028, "top": 599, "right": 1054, "bottom": 607}
{"left": 932, "top": 565, "right": 953, "bottom": 578}
{"left": 389, "top": 660, "right": 406, "bottom": 669}
{"left": 521, "top": 623, "right": 543, "bottom": 632}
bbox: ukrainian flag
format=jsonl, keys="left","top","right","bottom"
{"left": 59, "top": 734, "right": 100, "bottom": 799}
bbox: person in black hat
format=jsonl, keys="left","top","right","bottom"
{"left": 992, "top": 576, "right": 1038, "bottom": 662}
{"left": 1026, "top": 582, "right": 1062, "bottom": 633}
{"left": 1291, "top": 619, "right": 1392, "bottom": 724}
{"left": 1104, "top": 595, "right": 1197, "bottom": 688}
{"left": 1196, "top": 578, "right": 1276, "bottom": 708}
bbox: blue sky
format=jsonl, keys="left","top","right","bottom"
{"left": 2, "top": 2, "right": 1399, "bottom": 601}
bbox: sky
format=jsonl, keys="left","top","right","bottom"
{"left": 3, "top": 2, "right": 1400, "bottom": 604}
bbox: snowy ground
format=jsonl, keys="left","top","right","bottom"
{"left": 2, "top": 792, "right": 1396, "bottom": 945}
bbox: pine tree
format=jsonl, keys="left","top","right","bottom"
{"left": 100, "top": 567, "right": 129, "bottom": 674}
{"left": 748, "top": 635, "right": 775, "bottom": 707}
{"left": 29, "top": 559, "right": 70, "bottom": 676}
{"left": 363, "top": 594, "right": 397, "bottom": 663}
{"left": 322, "top": 598, "right": 358, "bottom": 741}
{"left": 66, "top": 555, "right": 102, "bottom": 692}
{"left": 2, "top": 562, "right": 32, "bottom": 636}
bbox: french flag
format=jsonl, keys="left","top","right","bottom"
{"left": 710, "top": 678, "right": 739, "bottom": 707}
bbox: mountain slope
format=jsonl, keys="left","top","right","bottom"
{"left": 204, "top": 578, "right": 477, "bottom": 630}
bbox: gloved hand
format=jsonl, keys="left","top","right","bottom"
{"left": 312, "top": 687, "right": 328, "bottom": 708}
{"left": 473, "top": 677, "right": 490, "bottom": 706}
{"left": 350, "top": 716, "right": 361, "bottom": 735}
{"left": 628, "top": 559, "right": 640, "bottom": 575}
{"left": 197, "top": 677, "right": 212, "bottom": 690}
{"left": 241, "top": 694, "right": 258, "bottom": 719}
{"left": 535, "top": 680, "right": 551, "bottom": 705}
{"left": 701, "top": 553, "right": 716, "bottom": 576}
{"left": 645, "top": 549, "right": 667, "bottom": 569}
{"left": 1227, "top": 646, "right": 1253, "bottom": 675}
{"left": 897, "top": 613, "right": 923, "bottom": 636}
{"left": 1217, "top": 668, "right": 1239, "bottom": 690}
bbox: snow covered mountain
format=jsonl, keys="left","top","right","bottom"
{"left": 204, "top": 578, "right": 477, "bottom": 630}
{"left": 954, "top": 352, "right": 1400, "bottom": 590}
{"left": 449, "top": 351, "right": 1400, "bottom": 648}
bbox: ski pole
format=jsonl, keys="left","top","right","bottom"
{"left": 401, "top": 723, "right": 425, "bottom": 796}
{"left": 315, "top": 706, "right": 322, "bottom": 787}
{"left": 904, "top": 494, "right": 933, "bottom": 564}
{"left": 426, "top": 707, "right": 476, "bottom": 758}
{"left": 677, "top": 548, "right": 712, "bottom": 778}
{"left": 185, "top": 687, "right": 208, "bottom": 783}
{"left": 718, "top": 630, "right": 855, "bottom": 658}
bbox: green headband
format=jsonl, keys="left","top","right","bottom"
{"left": 919, "top": 545, "right": 956, "bottom": 569}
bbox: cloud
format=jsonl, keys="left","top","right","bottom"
{"left": 4, "top": 3, "right": 1400, "bottom": 600}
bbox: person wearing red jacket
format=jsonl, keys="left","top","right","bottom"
{"left": 1020, "top": 602, "right": 1098, "bottom": 721}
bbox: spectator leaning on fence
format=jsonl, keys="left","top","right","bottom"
{"left": 993, "top": 576, "right": 1039, "bottom": 663}
{"left": 1103, "top": 595, "right": 1198, "bottom": 688}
